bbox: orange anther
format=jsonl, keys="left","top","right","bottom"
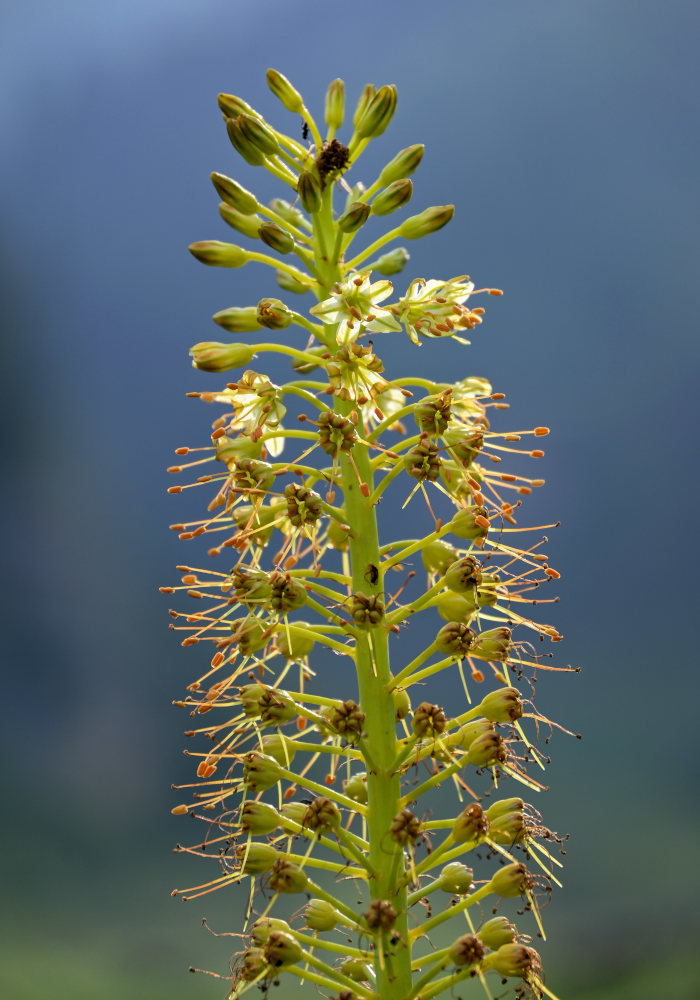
{"left": 475, "top": 515, "right": 490, "bottom": 528}
{"left": 471, "top": 670, "right": 484, "bottom": 683}
{"left": 530, "top": 450, "right": 545, "bottom": 458}
{"left": 159, "top": 587, "right": 175, "bottom": 594}
{"left": 167, "top": 466, "right": 183, "bottom": 474}
{"left": 171, "top": 804, "right": 189, "bottom": 815}
{"left": 175, "top": 447, "right": 189, "bottom": 455}
{"left": 211, "top": 427, "right": 226, "bottom": 440}
{"left": 518, "top": 487, "right": 532, "bottom": 495}
{"left": 545, "top": 568, "right": 561, "bottom": 579}
{"left": 187, "top": 590, "right": 204, "bottom": 599}
{"left": 491, "top": 393, "right": 506, "bottom": 400}
{"left": 324, "top": 773, "right": 335, "bottom": 785}
{"left": 182, "top": 574, "right": 196, "bottom": 584}
{"left": 504, "top": 434, "right": 520, "bottom": 442}
{"left": 283, "top": 786, "right": 296, "bottom": 800}
{"left": 197, "top": 703, "right": 212, "bottom": 714}
{"left": 296, "top": 716, "right": 306, "bottom": 731}
{"left": 534, "top": 427, "right": 550, "bottom": 436}
{"left": 168, "top": 486, "right": 183, "bottom": 494}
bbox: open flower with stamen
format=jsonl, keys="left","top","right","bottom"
{"left": 393, "top": 275, "right": 485, "bottom": 346}
{"left": 310, "top": 271, "right": 401, "bottom": 345}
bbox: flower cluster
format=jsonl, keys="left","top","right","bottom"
{"left": 164, "top": 69, "right": 576, "bottom": 1000}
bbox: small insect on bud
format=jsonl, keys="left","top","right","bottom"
{"left": 269, "top": 571, "right": 307, "bottom": 613}
{"left": 448, "top": 933, "right": 485, "bottom": 968}
{"left": 467, "top": 730, "right": 507, "bottom": 767}
{"left": 263, "top": 929, "right": 303, "bottom": 967}
{"left": 326, "top": 517, "right": 352, "bottom": 551}
{"left": 480, "top": 687, "right": 523, "bottom": 723}
{"left": 258, "top": 222, "right": 295, "bottom": 255}
{"left": 297, "top": 170, "right": 322, "bottom": 214}
{"left": 486, "top": 798, "right": 526, "bottom": 844}
{"left": 365, "top": 899, "right": 397, "bottom": 931}
{"left": 305, "top": 898, "right": 340, "bottom": 932}
{"left": 337, "top": 201, "right": 371, "bottom": 234}
{"left": 452, "top": 803, "right": 489, "bottom": 845}
{"left": 251, "top": 916, "right": 291, "bottom": 945}
{"left": 243, "top": 752, "right": 282, "bottom": 792}
{"left": 261, "top": 733, "right": 296, "bottom": 765}
{"left": 490, "top": 862, "right": 531, "bottom": 898}
{"left": 241, "top": 948, "right": 268, "bottom": 982}
{"left": 471, "top": 627, "right": 512, "bottom": 662}
{"left": 189, "top": 341, "right": 256, "bottom": 372}
{"left": 353, "top": 84, "right": 376, "bottom": 128}
{"left": 257, "top": 296, "right": 293, "bottom": 329}
{"left": 275, "top": 623, "right": 315, "bottom": 661}
{"left": 372, "top": 178, "right": 413, "bottom": 216}
{"left": 226, "top": 116, "right": 266, "bottom": 165}
{"left": 377, "top": 144, "right": 425, "bottom": 186}
{"left": 240, "top": 800, "right": 281, "bottom": 835}
{"left": 449, "top": 506, "right": 490, "bottom": 542}
{"left": 399, "top": 205, "right": 454, "bottom": 239}
{"left": 435, "top": 622, "right": 477, "bottom": 657}
{"left": 421, "top": 539, "right": 459, "bottom": 575}
{"left": 393, "top": 687, "right": 411, "bottom": 721}
{"left": 266, "top": 68, "right": 304, "bottom": 113}
{"left": 370, "top": 246, "right": 410, "bottom": 275}
{"left": 317, "top": 411, "right": 358, "bottom": 456}
{"left": 414, "top": 391, "right": 452, "bottom": 434}
{"left": 438, "top": 862, "right": 474, "bottom": 895}
{"left": 355, "top": 84, "right": 397, "bottom": 138}
{"left": 341, "top": 958, "right": 374, "bottom": 983}
{"left": 210, "top": 172, "right": 259, "bottom": 214}
{"left": 327, "top": 700, "right": 365, "bottom": 743}
{"left": 483, "top": 943, "right": 541, "bottom": 980}
{"left": 230, "top": 617, "right": 268, "bottom": 656}
{"left": 389, "top": 808, "right": 422, "bottom": 844}
{"left": 303, "top": 796, "right": 341, "bottom": 833}
{"left": 284, "top": 483, "right": 323, "bottom": 527}
{"left": 236, "top": 841, "right": 279, "bottom": 875}
{"left": 236, "top": 112, "right": 280, "bottom": 156}
{"left": 268, "top": 859, "right": 309, "bottom": 894}
{"left": 405, "top": 440, "right": 441, "bottom": 481}
{"left": 444, "top": 555, "right": 482, "bottom": 594}
{"left": 212, "top": 305, "right": 262, "bottom": 332}
{"left": 343, "top": 771, "right": 368, "bottom": 804}
{"left": 188, "top": 240, "right": 248, "bottom": 267}
{"left": 324, "top": 78, "right": 345, "bottom": 129}
{"left": 478, "top": 915, "right": 518, "bottom": 949}
{"left": 412, "top": 701, "right": 447, "bottom": 738}
{"left": 350, "top": 591, "right": 385, "bottom": 629}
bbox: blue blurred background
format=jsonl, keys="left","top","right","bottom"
{"left": 1, "top": 1, "right": 699, "bottom": 998}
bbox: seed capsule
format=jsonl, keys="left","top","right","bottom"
{"left": 232, "top": 567, "right": 271, "bottom": 606}
{"left": 421, "top": 539, "right": 458, "bottom": 574}
{"left": 448, "top": 933, "right": 485, "bottom": 968}
{"left": 490, "top": 862, "right": 530, "bottom": 898}
{"left": 350, "top": 591, "right": 385, "bottom": 629}
{"left": 341, "top": 959, "right": 374, "bottom": 982}
{"left": 452, "top": 803, "right": 489, "bottom": 844}
{"left": 280, "top": 801, "right": 308, "bottom": 829}
{"left": 303, "top": 796, "right": 341, "bottom": 833}
{"left": 268, "top": 859, "right": 309, "bottom": 894}
{"left": 240, "top": 801, "right": 281, "bottom": 835}
{"left": 258, "top": 686, "right": 297, "bottom": 725}
{"left": 285, "top": 483, "right": 323, "bottom": 527}
{"left": 230, "top": 617, "right": 267, "bottom": 656}
{"left": 435, "top": 621, "right": 477, "bottom": 657}
{"left": 467, "top": 730, "right": 507, "bottom": 767}
{"left": 343, "top": 772, "right": 368, "bottom": 804}
{"left": 233, "top": 458, "right": 276, "bottom": 492}
{"left": 486, "top": 798, "right": 526, "bottom": 844}
{"left": 478, "top": 915, "right": 518, "bottom": 949}
{"left": 449, "top": 506, "right": 489, "bottom": 541}
{"left": 389, "top": 808, "right": 422, "bottom": 844}
{"left": 269, "top": 572, "right": 307, "bottom": 612}
{"left": 327, "top": 700, "right": 365, "bottom": 743}
{"left": 243, "top": 752, "right": 282, "bottom": 792}
{"left": 317, "top": 412, "right": 358, "bottom": 456}
{"left": 241, "top": 947, "right": 268, "bottom": 982}
{"left": 236, "top": 842, "right": 278, "bottom": 874}
{"left": 392, "top": 687, "right": 411, "bottom": 720}
{"left": 444, "top": 555, "right": 482, "bottom": 594}
{"left": 483, "top": 943, "right": 541, "bottom": 979}
{"left": 251, "top": 916, "right": 291, "bottom": 945}
{"left": 480, "top": 687, "right": 523, "bottom": 722}
{"left": 261, "top": 733, "right": 296, "bottom": 765}
{"left": 263, "top": 929, "right": 303, "bottom": 967}
{"left": 444, "top": 426, "right": 484, "bottom": 467}
{"left": 412, "top": 701, "right": 447, "bottom": 738}
{"left": 414, "top": 391, "right": 452, "bottom": 434}
{"left": 305, "top": 898, "right": 340, "bottom": 931}
{"left": 471, "top": 627, "right": 512, "bottom": 662}
{"left": 438, "top": 862, "right": 474, "bottom": 895}
{"left": 326, "top": 517, "right": 352, "bottom": 551}
{"left": 458, "top": 719, "right": 495, "bottom": 750}
{"left": 405, "top": 440, "right": 441, "bottom": 481}
{"left": 275, "top": 623, "right": 315, "bottom": 661}
{"left": 365, "top": 899, "right": 397, "bottom": 931}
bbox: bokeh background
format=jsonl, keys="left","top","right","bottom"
{"left": 2, "top": 1, "right": 699, "bottom": 998}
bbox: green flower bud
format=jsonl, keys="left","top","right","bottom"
{"left": 233, "top": 458, "right": 276, "bottom": 492}
{"left": 275, "top": 623, "right": 315, "bottom": 661}
{"left": 478, "top": 916, "right": 518, "bottom": 949}
{"left": 435, "top": 621, "right": 477, "bottom": 657}
{"left": 458, "top": 719, "right": 495, "bottom": 750}
{"left": 237, "top": 113, "right": 280, "bottom": 156}
{"left": 258, "top": 686, "right": 297, "bottom": 725}
{"left": 263, "top": 929, "right": 303, "bottom": 967}
{"left": 337, "top": 201, "right": 371, "bottom": 234}
{"left": 372, "top": 178, "right": 413, "bottom": 216}
{"left": 444, "top": 555, "right": 482, "bottom": 594}
{"left": 326, "top": 517, "right": 352, "bottom": 551}
{"left": 268, "top": 858, "right": 309, "bottom": 894}
{"left": 284, "top": 483, "right": 322, "bottom": 527}
{"left": 230, "top": 617, "right": 268, "bottom": 656}
{"left": 257, "top": 296, "right": 293, "bottom": 329}
{"left": 269, "top": 571, "right": 307, "bottom": 613}
{"left": 353, "top": 84, "right": 376, "bottom": 128}
{"left": 370, "top": 246, "right": 410, "bottom": 276}
{"left": 240, "top": 800, "right": 281, "bottom": 835}
{"left": 405, "top": 440, "right": 441, "bottom": 481}
{"left": 188, "top": 240, "right": 248, "bottom": 267}
{"left": 448, "top": 933, "right": 485, "bottom": 968}
{"left": 266, "top": 68, "right": 304, "bottom": 113}
{"left": 412, "top": 701, "right": 447, "bottom": 738}
{"left": 343, "top": 771, "right": 368, "bottom": 804}
{"left": 389, "top": 808, "right": 422, "bottom": 844}
{"left": 365, "top": 899, "right": 397, "bottom": 931}
{"left": 251, "top": 916, "right": 291, "bottom": 945}
{"left": 226, "top": 117, "right": 265, "bottom": 165}
{"left": 327, "top": 700, "right": 365, "bottom": 743}
{"left": 268, "top": 197, "right": 305, "bottom": 227}
{"left": 210, "top": 172, "right": 259, "bottom": 214}
{"left": 341, "top": 958, "right": 373, "bottom": 983}
{"left": 237, "top": 841, "right": 278, "bottom": 875}
{"left": 483, "top": 943, "right": 541, "bottom": 979}
{"left": 325, "top": 78, "right": 345, "bottom": 129}
{"left": 452, "top": 803, "right": 489, "bottom": 844}
{"left": 218, "top": 93, "right": 258, "bottom": 119}
{"left": 355, "top": 84, "right": 397, "bottom": 138}
{"left": 344, "top": 182, "right": 367, "bottom": 211}
{"left": 377, "top": 144, "right": 424, "bottom": 186}
{"left": 467, "top": 730, "right": 507, "bottom": 767}
{"left": 449, "top": 506, "right": 490, "bottom": 541}
{"left": 241, "top": 947, "right": 268, "bottom": 982}
{"left": 243, "top": 751, "right": 281, "bottom": 791}
{"left": 393, "top": 687, "right": 411, "bottom": 721}
{"left": 212, "top": 306, "right": 262, "bottom": 333}
{"left": 421, "top": 539, "right": 458, "bottom": 575}
{"left": 399, "top": 205, "right": 454, "bottom": 239}
{"left": 259, "top": 222, "right": 294, "bottom": 255}
{"left": 305, "top": 898, "right": 341, "bottom": 932}
{"left": 276, "top": 269, "right": 308, "bottom": 294}
{"left": 303, "top": 796, "right": 341, "bottom": 833}
{"left": 471, "top": 627, "right": 512, "bottom": 662}
{"left": 438, "top": 862, "right": 474, "bottom": 895}
{"left": 480, "top": 687, "right": 523, "bottom": 723}
{"left": 297, "top": 171, "right": 322, "bottom": 214}
{"left": 189, "top": 341, "right": 256, "bottom": 372}
{"left": 279, "top": 801, "right": 308, "bottom": 829}
{"left": 350, "top": 591, "right": 385, "bottom": 629}
{"left": 261, "top": 733, "right": 296, "bottom": 765}
{"left": 318, "top": 412, "right": 358, "bottom": 456}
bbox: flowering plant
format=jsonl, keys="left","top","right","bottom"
{"left": 163, "top": 69, "right": 577, "bottom": 1000}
